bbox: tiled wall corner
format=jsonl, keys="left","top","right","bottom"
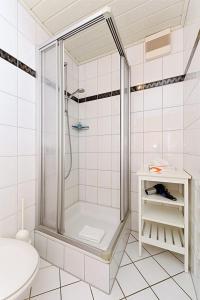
{"left": 0, "top": 0, "right": 49, "bottom": 238}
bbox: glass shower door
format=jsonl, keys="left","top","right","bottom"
{"left": 40, "top": 41, "right": 64, "bottom": 231}
{"left": 120, "top": 56, "right": 130, "bottom": 221}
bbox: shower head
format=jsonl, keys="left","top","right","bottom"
{"left": 67, "top": 88, "right": 85, "bottom": 100}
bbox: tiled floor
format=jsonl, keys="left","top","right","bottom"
{"left": 25, "top": 232, "right": 197, "bottom": 300}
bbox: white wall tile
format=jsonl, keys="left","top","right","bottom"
{"left": 0, "top": 214, "right": 17, "bottom": 237}
{"left": 131, "top": 64, "right": 143, "bottom": 86}
{"left": 18, "top": 99, "right": 35, "bottom": 129}
{"left": 98, "top": 73, "right": 111, "bottom": 94}
{"left": 0, "top": 125, "right": 17, "bottom": 156}
{"left": 47, "top": 239, "right": 64, "bottom": 268}
{"left": 144, "top": 58, "right": 162, "bottom": 82}
{"left": 111, "top": 52, "right": 120, "bottom": 72}
{"left": 0, "top": 92, "right": 17, "bottom": 126}
{"left": 18, "top": 156, "right": 35, "bottom": 183}
{"left": 163, "top": 107, "right": 183, "bottom": 130}
{"left": 0, "top": 157, "right": 17, "bottom": 188}
{"left": 0, "top": 15, "right": 17, "bottom": 57}
{"left": 18, "top": 3, "right": 35, "bottom": 43}
{"left": 0, "top": 185, "right": 17, "bottom": 220}
{"left": 0, "top": 58, "right": 17, "bottom": 96}
{"left": 163, "top": 52, "right": 183, "bottom": 78}
{"left": 131, "top": 90, "right": 143, "bottom": 112}
{"left": 98, "top": 170, "right": 112, "bottom": 188}
{"left": 18, "top": 32, "right": 36, "bottom": 69}
{"left": 126, "top": 43, "right": 143, "bottom": 66}
{"left": 163, "top": 131, "right": 183, "bottom": 153}
{"left": 144, "top": 87, "right": 162, "bottom": 111}
{"left": 85, "top": 255, "right": 109, "bottom": 292}
{"left": 85, "top": 186, "right": 97, "bottom": 203}
{"left": 131, "top": 133, "right": 143, "bottom": 153}
{"left": 144, "top": 132, "right": 162, "bottom": 153}
{"left": 163, "top": 82, "right": 183, "bottom": 108}
{"left": 171, "top": 28, "right": 183, "bottom": 53}
{"left": 98, "top": 188, "right": 111, "bottom": 206}
{"left": 18, "top": 180, "right": 35, "bottom": 208}
{"left": 0, "top": 0, "right": 17, "bottom": 27}
{"left": 18, "top": 128, "right": 35, "bottom": 155}
{"left": 144, "top": 110, "right": 162, "bottom": 132}
{"left": 18, "top": 69, "right": 35, "bottom": 102}
{"left": 64, "top": 247, "right": 84, "bottom": 280}
{"left": 85, "top": 60, "right": 97, "bottom": 79}
{"left": 131, "top": 112, "right": 143, "bottom": 133}
{"left": 98, "top": 153, "right": 111, "bottom": 170}
{"left": 34, "top": 233, "right": 47, "bottom": 259}
{"left": 98, "top": 55, "right": 111, "bottom": 76}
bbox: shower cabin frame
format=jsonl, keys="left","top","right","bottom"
{"left": 36, "top": 7, "right": 130, "bottom": 260}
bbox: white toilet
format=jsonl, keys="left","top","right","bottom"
{"left": 0, "top": 238, "right": 39, "bottom": 300}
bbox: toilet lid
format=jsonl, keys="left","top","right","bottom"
{"left": 0, "top": 238, "right": 39, "bottom": 300}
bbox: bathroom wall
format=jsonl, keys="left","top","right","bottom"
{"left": 77, "top": 28, "right": 184, "bottom": 230}
{"left": 183, "top": 0, "right": 200, "bottom": 297}
{"left": 129, "top": 28, "right": 184, "bottom": 230}
{"left": 78, "top": 53, "right": 121, "bottom": 209}
{"left": 0, "top": 1, "right": 48, "bottom": 238}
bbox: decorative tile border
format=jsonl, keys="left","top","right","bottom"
{"left": 0, "top": 48, "right": 36, "bottom": 78}
{"left": 78, "top": 75, "right": 185, "bottom": 103}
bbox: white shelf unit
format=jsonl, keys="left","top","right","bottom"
{"left": 137, "top": 169, "right": 191, "bottom": 272}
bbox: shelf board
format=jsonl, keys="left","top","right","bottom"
{"left": 142, "top": 221, "right": 185, "bottom": 254}
{"left": 142, "top": 203, "right": 184, "bottom": 228}
{"left": 142, "top": 192, "right": 184, "bottom": 206}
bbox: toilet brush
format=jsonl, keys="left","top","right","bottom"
{"left": 15, "top": 198, "right": 31, "bottom": 244}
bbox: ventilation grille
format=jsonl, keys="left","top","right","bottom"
{"left": 145, "top": 29, "right": 171, "bottom": 60}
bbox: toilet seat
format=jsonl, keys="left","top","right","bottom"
{"left": 0, "top": 238, "right": 39, "bottom": 300}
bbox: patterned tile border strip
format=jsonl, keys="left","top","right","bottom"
{"left": 0, "top": 28, "right": 198, "bottom": 87}
{"left": 0, "top": 48, "right": 36, "bottom": 78}
{"left": 78, "top": 75, "right": 185, "bottom": 103}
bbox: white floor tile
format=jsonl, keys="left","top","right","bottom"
{"left": 61, "top": 281, "right": 93, "bottom": 300}
{"left": 135, "top": 257, "right": 169, "bottom": 285}
{"left": 31, "top": 266, "right": 60, "bottom": 297}
{"left": 126, "top": 288, "right": 157, "bottom": 299}
{"left": 91, "top": 281, "right": 123, "bottom": 300}
{"left": 120, "top": 253, "right": 131, "bottom": 266}
{"left": 152, "top": 278, "right": 190, "bottom": 300}
{"left": 31, "top": 289, "right": 61, "bottom": 299}
{"left": 153, "top": 252, "right": 184, "bottom": 276}
{"left": 172, "top": 252, "right": 184, "bottom": 263}
{"left": 173, "top": 272, "right": 197, "bottom": 299}
{"left": 39, "top": 258, "right": 51, "bottom": 269}
{"left": 117, "top": 264, "right": 148, "bottom": 296}
{"left": 60, "top": 269, "right": 80, "bottom": 286}
{"left": 128, "top": 234, "right": 137, "bottom": 243}
{"left": 125, "top": 242, "right": 150, "bottom": 262}
{"left": 143, "top": 244, "right": 165, "bottom": 255}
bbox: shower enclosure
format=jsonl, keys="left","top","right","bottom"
{"left": 37, "top": 7, "right": 130, "bottom": 277}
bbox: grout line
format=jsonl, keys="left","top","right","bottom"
{"left": 30, "top": 287, "right": 61, "bottom": 299}
{"left": 60, "top": 279, "right": 81, "bottom": 289}
{"left": 125, "top": 250, "right": 159, "bottom": 299}
{"left": 144, "top": 249, "right": 192, "bottom": 299}
{"left": 89, "top": 285, "right": 95, "bottom": 300}
{"left": 116, "top": 278, "right": 127, "bottom": 300}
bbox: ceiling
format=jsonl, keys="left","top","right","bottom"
{"left": 22, "top": 0, "right": 189, "bottom": 63}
